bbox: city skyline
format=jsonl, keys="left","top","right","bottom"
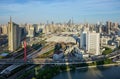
{"left": 0, "top": 0, "right": 120, "bottom": 24}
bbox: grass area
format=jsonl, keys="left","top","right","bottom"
{"left": 102, "top": 47, "right": 112, "bottom": 55}
{"left": 0, "top": 56, "right": 4, "bottom": 59}
{"left": 37, "top": 49, "right": 54, "bottom": 58}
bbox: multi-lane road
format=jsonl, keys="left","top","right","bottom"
{"left": 0, "top": 43, "right": 53, "bottom": 78}
{"left": 0, "top": 44, "right": 120, "bottom": 79}
{"left": 0, "top": 49, "right": 120, "bottom": 64}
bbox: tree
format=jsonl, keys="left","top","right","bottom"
{"left": 102, "top": 47, "right": 112, "bottom": 55}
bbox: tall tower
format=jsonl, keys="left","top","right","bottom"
{"left": 8, "top": 17, "right": 21, "bottom": 52}
{"left": 86, "top": 31, "right": 100, "bottom": 55}
{"left": 106, "top": 21, "right": 112, "bottom": 34}
{"left": 80, "top": 30, "right": 87, "bottom": 50}
{"left": 27, "top": 25, "right": 35, "bottom": 37}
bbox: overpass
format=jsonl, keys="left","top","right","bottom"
{"left": 108, "top": 53, "right": 120, "bottom": 59}
{"left": 0, "top": 53, "right": 120, "bottom": 65}
{"left": 0, "top": 58, "right": 94, "bottom": 64}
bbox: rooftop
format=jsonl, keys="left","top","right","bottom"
{"left": 46, "top": 36, "right": 76, "bottom": 43}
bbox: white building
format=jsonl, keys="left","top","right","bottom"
{"left": 53, "top": 53, "right": 64, "bottom": 60}
{"left": 86, "top": 31, "right": 100, "bottom": 55}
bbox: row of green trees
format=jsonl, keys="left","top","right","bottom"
{"left": 17, "top": 58, "right": 113, "bottom": 79}
{"left": 102, "top": 47, "right": 112, "bottom": 55}
{"left": 36, "top": 58, "right": 113, "bottom": 79}
{"left": 102, "top": 46, "right": 120, "bottom": 55}
{"left": 36, "top": 65, "right": 75, "bottom": 79}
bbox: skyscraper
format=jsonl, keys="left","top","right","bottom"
{"left": 86, "top": 31, "right": 100, "bottom": 55}
{"left": 106, "top": 21, "right": 112, "bottom": 34}
{"left": 1, "top": 25, "right": 8, "bottom": 35}
{"left": 27, "top": 25, "right": 35, "bottom": 37}
{"left": 80, "top": 30, "right": 87, "bottom": 50}
{"left": 8, "top": 17, "right": 21, "bottom": 52}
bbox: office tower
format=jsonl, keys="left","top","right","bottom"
{"left": 8, "top": 17, "right": 21, "bottom": 52}
{"left": 80, "top": 30, "right": 87, "bottom": 50}
{"left": 44, "top": 25, "right": 49, "bottom": 34}
{"left": 27, "top": 25, "right": 35, "bottom": 37}
{"left": 33, "top": 24, "right": 39, "bottom": 33}
{"left": 1, "top": 25, "right": 8, "bottom": 35}
{"left": 43, "top": 25, "right": 47, "bottom": 34}
{"left": 51, "top": 21, "right": 55, "bottom": 33}
{"left": 50, "top": 24, "right": 55, "bottom": 33}
{"left": 25, "top": 23, "right": 30, "bottom": 34}
{"left": 99, "top": 22, "right": 103, "bottom": 33}
{"left": 20, "top": 27, "right": 26, "bottom": 40}
{"left": 106, "top": 21, "right": 112, "bottom": 34}
{"left": 86, "top": 31, "right": 100, "bottom": 55}
{"left": 113, "top": 22, "right": 119, "bottom": 29}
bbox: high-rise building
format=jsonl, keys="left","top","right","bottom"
{"left": 27, "top": 25, "right": 35, "bottom": 37}
{"left": 44, "top": 25, "right": 49, "bottom": 34}
{"left": 86, "top": 31, "right": 100, "bottom": 55}
{"left": 25, "top": 23, "right": 30, "bottom": 34}
{"left": 33, "top": 24, "right": 39, "bottom": 33}
{"left": 1, "top": 25, "right": 8, "bottom": 35}
{"left": 80, "top": 30, "right": 87, "bottom": 50}
{"left": 113, "top": 22, "right": 119, "bottom": 29}
{"left": 8, "top": 17, "right": 21, "bottom": 52}
{"left": 106, "top": 21, "right": 112, "bottom": 34}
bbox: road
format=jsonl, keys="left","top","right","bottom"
{"left": 0, "top": 47, "right": 120, "bottom": 79}
{"left": 0, "top": 43, "right": 54, "bottom": 78}
{"left": 7, "top": 65, "right": 35, "bottom": 79}
{"left": 0, "top": 48, "right": 120, "bottom": 64}
{"left": 0, "top": 56, "right": 116, "bottom": 65}
{"left": 0, "top": 44, "right": 41, "bottom": 73}
{"left": 1, "top": 45, "right": 120, "bottom": 79}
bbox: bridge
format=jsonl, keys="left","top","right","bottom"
{"left": 0, "top": 58, "right": 96, "bottom": 64}
{"left": 108, "top": 53, "right": 120, "bottom": 59}
{"left": 0, "top": 51, "right": 120, "bottom": 64}
{"left": 0, "top": 50, "right": 120, "bottom": 65}
{"left": 0, "top": 54, "right": 117, "bottom": 65}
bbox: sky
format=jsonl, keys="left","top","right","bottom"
{"left": 0, "top": 0, "right": 120, "bottom": 24}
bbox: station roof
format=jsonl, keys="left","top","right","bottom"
{"left": 46, "top": 36, "right": 76, "bottom": 43}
